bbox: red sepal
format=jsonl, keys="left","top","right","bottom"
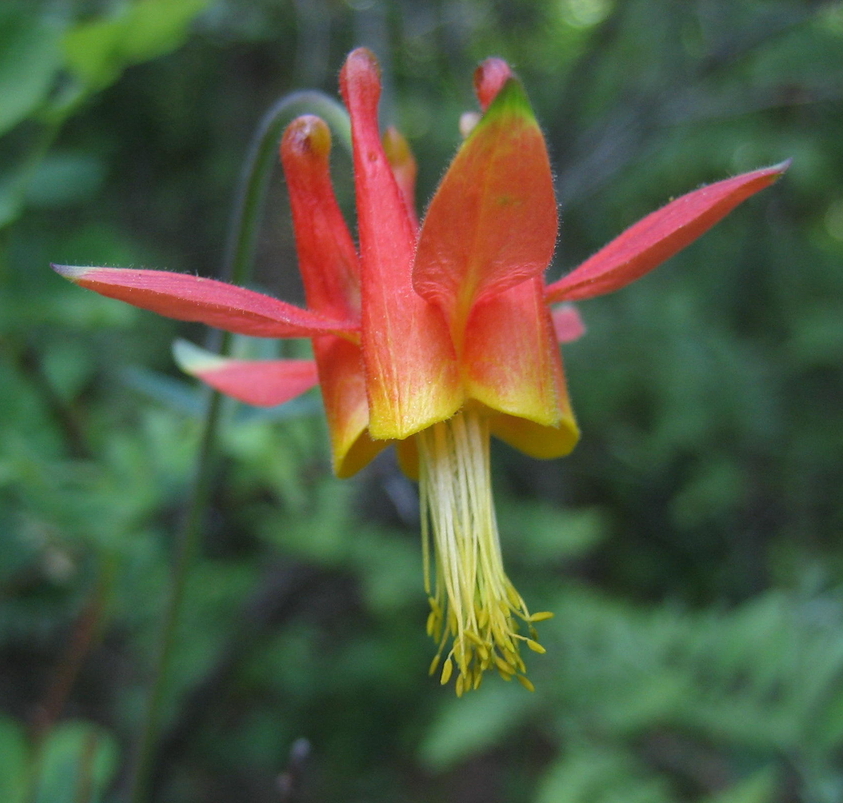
{"left": 52, "top": 265, "right": 357, "bottom": 338}
{"left": 545, "top": 162, "right": 789, "bottom": 304}
{"left": 173, "top": 340, "right": 319, "bottom": 407}
{"left": 551, "top": 305, "right": 586, "bottom": 343}
{"left": 413, "top": 78, "right": 557, "bottom": 345}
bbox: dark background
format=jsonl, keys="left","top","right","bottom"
{"left": 2, "top": 1, "right": 843, "bottom": 801}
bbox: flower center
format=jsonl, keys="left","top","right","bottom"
{"left": 417, "top": 408, "right": 551, "bottom": 696}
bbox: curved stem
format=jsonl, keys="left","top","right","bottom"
{"left": 223, "top": 90, "right": 351, "bottom": 287}
{"left": 127, "top": 89, "right": 348, "bottom": 803}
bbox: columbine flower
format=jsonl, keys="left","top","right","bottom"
{"left": 53, "top": 49, "right": 786, "bottom": 695}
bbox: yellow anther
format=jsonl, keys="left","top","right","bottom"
{"left": 525, "top": 639, "right": 546, "bottom": 654}
{"left": 517, "top": 675, "right": 535, "bottom": 692}
{"left": 507, "top": 587, "right": 524, "bottom": 607}
{"left": 529, "top": 611, "right": 554, "bottom": 622}
{"left": 494, "top": 655, "right": 514, "bottom": 675}
{"left": 464, "top": 630, "right": 485, "bottom": 647}
{"left": 418, "top": 410, "right": 551, "bottom": 696}
{"left": 428, "top": 654, "right": 441, "bottom": 676}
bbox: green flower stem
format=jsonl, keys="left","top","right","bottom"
{"left": 126, "top": 388, "right": 222, "bottom": 803}
{"left": 223, "top": 90, "right": 351, "bottom": 287}
{"left": 127, "top": 90, "right": 350, "bottom": 803}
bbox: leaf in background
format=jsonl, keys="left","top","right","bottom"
{"left": 351, "top": 529, "right": 420, "bottom": 612}
{"left": 0, "top": 8, "right": 63, "bottom": 135}
{"left": 788, "top": 303, "right": 843, "bottom": 367}
{"left": 233, "top": 394, "right": 321, "bottom": 423}
{"left": 63, "top": 0, "right": 214, "bottom": 90}
{"left": 418, "top": 684, "right": 535, "bottom": 771}
{"left": 0, "top": 167, "right": 26, "bottom": 228}
{"left": 120, "top": 366, "right": 207, "bottom": 416}
{"left": 498, "top": 502, "right": 606, "bottom": 564}
{"left": 0, "top": 717, "right": 28, "bottom": 803}
{"left": 534, "top": 745, "right": 674, "bottom": 803}
{"left": 702, "top": 769, "right": 777, "bottom": 803}
{"left": 32, "top": 721, "right": 119, "bottom": 803}
{"left": 25, "top": 152, "right": 106, "bottom": 208}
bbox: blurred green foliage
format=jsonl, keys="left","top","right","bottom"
{"left": 2, "top": 1, "right": 843, "bottom": 801}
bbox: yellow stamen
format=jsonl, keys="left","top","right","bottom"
{"left": 417, "top": 409, "right": 549, "bottom": 694}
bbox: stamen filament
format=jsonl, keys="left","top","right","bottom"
{"left": 417, "top": 409, "right": 550, "bottom": 695}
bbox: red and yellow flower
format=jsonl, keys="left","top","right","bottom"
{"left": 54, "top": 49, "right": 786, "bottom": 695}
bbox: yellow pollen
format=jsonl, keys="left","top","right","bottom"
{"left": 417, "top": 409, "right": 550, "bottom": 695}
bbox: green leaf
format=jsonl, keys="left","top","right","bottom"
{"left": 25, "top": 151, "right": 106, "bottom": 208}
{"left": 534, "top": 745, "right": 675, "bottom": 803}
{"left": 703, "top": 769, "right": 777, "bottom": 803}
{"left": 0, "top": 168, "right": 26, "bottom": 228}
{"left": 32, "top": 721, "right": 119, "bottom": 803}
{"left": 120, "top": 366, "right": 207, "bottom": 416}
{"left": 498, "top": 502, "right": 606, "bottom": 564}
{"left": 419, "top": 684, "right": 535, "bottom": 771}
{"left": 0, "top": 717, "right": 29, "bottom": 803}
{"left": 63, "top": 0, "right": 214, "bottom": 90}
{"left": 0, "top": 8, "right": 63, "bottom": 135}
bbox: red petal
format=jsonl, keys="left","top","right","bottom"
{"left": 461, "top": 277, "right": 579, "bottom": 459}
{"left": 340, "top": 48, "right": 461, "bottom": 439}
{"left": 551, "top": 304, "right": 586, "bottom": 343}
{"left": 463, "top": 278, "right": 565, "bottom": 428}
{"left": 173, "top": 340, "right": 319, "bottom": 407}
{"left": 544, "top": 162, "right": 789, "bottom": 304}
{"left": 281, "top": 116, "right": 361, "bottom": 320}
{"left": 53, "top": 265, "right": 357, "bottom": 338}
{"left": 413, "top": 78, "right": 557, "bottom": 344}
